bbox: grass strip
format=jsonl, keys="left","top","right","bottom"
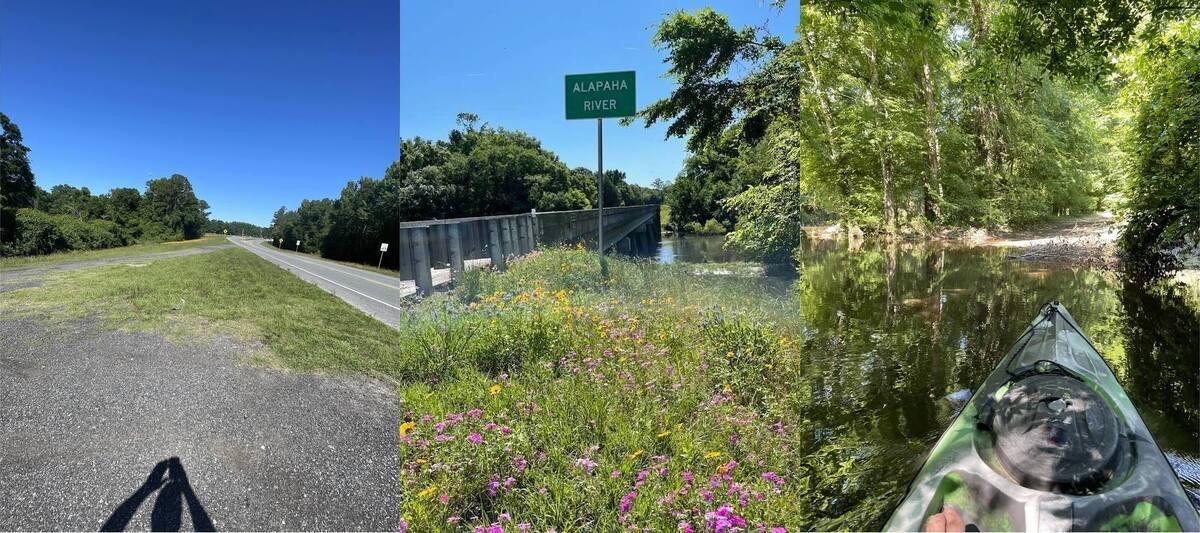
{"left": 0, "top": 247, "right": 402, "bottom": 377}
{"left": 0, "top": 234, "right": 227, "bottom": 270}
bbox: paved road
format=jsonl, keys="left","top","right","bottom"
{"left": 0, "top": 316, "right": 400, "bottom": 531}
{"left": 226, "top": 237, "right": 402, "bottom": 328}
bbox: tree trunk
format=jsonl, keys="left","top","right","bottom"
{"left": 802, "top": 33, "right": 847, "bottom": 197}
{"left": 866, "top": 40, "right": 897, "bottom": 235}
{"left": 920, "top": 44, "right": 943, "bottom": 222}
{"left": 971, "top": 0, "right": 1000, "bottom": 181}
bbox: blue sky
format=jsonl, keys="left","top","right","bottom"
{"left": 400, "top": 0, "right": 797, "bottom": 187}
{"left": 2, "top": 0, "right": 398, "bottom": 227}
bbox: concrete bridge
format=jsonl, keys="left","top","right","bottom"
{"left": 395, "top": 204, "right": 661, "bottom": 296}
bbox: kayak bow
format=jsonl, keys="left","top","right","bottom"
{"left": 885, "top": 302, "right": 1200, "bottom": 532}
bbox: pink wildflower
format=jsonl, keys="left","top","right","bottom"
{"left": 620, "top": 490, "right": 637, "bottom": 513}
{"left": 468, "top": 432, "right": 484, "bottom": 445}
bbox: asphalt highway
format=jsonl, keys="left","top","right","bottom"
{"left": 227, "top": 237, "right": 402, "bottom": 328}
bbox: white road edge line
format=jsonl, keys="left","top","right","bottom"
{"left": 250, "top": 240, "right": 399, "bottom": 289}
{"left": 230, "top": 238, "right": 403, "bottom": 312}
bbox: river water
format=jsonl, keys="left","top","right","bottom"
{"left": 655, "top": 235, "right": 1200, "bottom": 526}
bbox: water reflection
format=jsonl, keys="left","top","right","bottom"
{"left": 656, "top": 235, "right": 745, "bottom": 264}
{"left": 764, "top": 241, "right": 1198, "bottom": 528}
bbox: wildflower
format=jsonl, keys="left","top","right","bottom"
{"left": 468, "top": 433, "right": 484, "bottom": 445}
{"left": 620, "top": 490, "right": 637, "bottom": 513}
{"left": 770, "top": 529, "right": 787, "bottom": 533}
{"left": 629, "top": 449, "right": 643, "bottom": 460}
{"left": 438, "top": 493, "right": 450, "bottom": 504}
{"left": 682, "top": 471, "right": 695, "bottom": 484}
{"left": 499, "top": 512, "right": 512, "bottom": 522}
{"left": 611, "top": 470, "right": 622, "bottom": 478}
{"left": 417, "top": 485, "right": 438, "bottom": 498}
{"left": 762, "top": 471, "right": 784, "bottom": 487}
{"left": 679, "top": 521, "right": 695, "bottom": 533}
{"left": 704, "top": 504, "right": 747, "bottom": 533}
{"left": 490, "top": 384, "right": 502, "bottom": 395}
{"left": 657, "top": 430, "right": 672, "bottom": 438}
{"left": 399, "top": 422, "right": 416, "bottom": 436}
{"left": 574, "top": 458, "right": 598, "bottom": 473}
{"left": 517, "top": 524, "right": 531, "bottom": 532}
{"left": 448, "top": 516, "right": 462, "bottom": 525}
{"left": 399, "top": 518, "right": 408, "bottom": 533}
{"left": 704, "top": 451, "right": 722, "bottom": 460}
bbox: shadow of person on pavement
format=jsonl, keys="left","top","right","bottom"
{"left": 100, "top": 457, "right": 216, "bottom": 532}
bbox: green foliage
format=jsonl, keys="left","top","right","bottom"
{"left": 1118, "top": 20, "right": 1200, "bottom": 279}
{"left": 642, "top": 0, "right": 1162, "bottom": 259}
{"left": 3, "top": 208, "right": 124, "bottom": 256}
{"left": 0, "top": 112, "right": 37, "bottom": 216}
{"left": 204, "top": 218, "right": 268, "bottom": 236}
{"left": 0, "top": 117, "right": 211, "bottom": 258}
{"left": 396, "top": 119, "right": 660, "bottom": 223}
{"left": 142, "top": 174, "right": 209, "bottom": 240}
{"left": 269, "top": 164, "right": 399, "bottom": 268}
{"left": 724, "top": 181, "right": 821, "bottom": 262}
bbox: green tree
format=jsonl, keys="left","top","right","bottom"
{"left": 142, "top": 174, "right": 208, "bottom": 240}
{"left": 1, "top": 113, "right": 37, "bottom": 216}
{"left": 1117, "top": 20, "right": 1200, "bottom": 279}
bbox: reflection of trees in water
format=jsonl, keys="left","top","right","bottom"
{"left": 1120, "top": 280, "right": 1200, "bottom": 449}
{"left": 782, "top": 242, "right": 1198, "bottom": 528}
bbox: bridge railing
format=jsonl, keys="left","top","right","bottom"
{"left": 395, "top": 204, "right": 660, "bottom": 295}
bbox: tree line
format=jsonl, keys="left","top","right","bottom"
{"left": 640, "top": 1, "right": 1198, "bottom": 277}
{"left": 268, "top": 165, "right": 401, "bottom": 269}
{"left": 1, "top": 113, "right": 219, "bottom": 256}
{"left": 397, "top": 113, "right": 662, "bottom": 219}
{"left": 273, "top": 115, "right": 664, "bottom": 271}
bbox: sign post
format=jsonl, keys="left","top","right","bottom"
{"left": 565, "top": 70, "right": 635, "bottom": 276}
{"left": 295, "top": 240, "right": 300, "bottom": 251}
{"left": 378, "top": 242, "right": 389, "bottom": 269}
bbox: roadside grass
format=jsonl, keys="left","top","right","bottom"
{"left": 256, "top": 239, "right": 401, "bottom": 278}
{"left": 0, "top": 234, "right": 227, "bottom": 270}
{"left": 394, "top": 247, "right": 903, "bottom": 531}
{"left": 0, "top": 248, "right": 403, "bottom": 378}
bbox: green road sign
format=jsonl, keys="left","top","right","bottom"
{"left": 565, "top": 71, "right": 636, "bottom": 120}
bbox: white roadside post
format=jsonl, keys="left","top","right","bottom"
{"left": 378, "top": 242, "right": 389, "bottom": 269}
{"left": 295, "top": 240, "right": 300, "bottom": 252}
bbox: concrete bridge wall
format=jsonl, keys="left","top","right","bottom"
{"left": 394, "top": 204, "right": 660, "bottom": 295}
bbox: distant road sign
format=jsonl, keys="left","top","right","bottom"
{"left": 380, "top": 243, "right": 389, "bottom": 252}
{"left": 565, "top": 71, "right": 636, "bottom": 120}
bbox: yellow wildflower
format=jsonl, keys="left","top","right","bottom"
{"left": 704, "top": 451, "right": 722, "bottom": 460}
{"left": 629, "top": 449, "right": 643, "bottom": 459}
{"left": 657, "top": 430, "right": 672, "bottom": 438}
{"left": 399, "top": 421, "right": 416, "bottom": 436}
{"left": 417, "top": 485, "right": 438, "bottom": 498}
{"left": 489, "top": 384, "right": 502, "bottom": 395}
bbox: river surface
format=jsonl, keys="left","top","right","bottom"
{"left": 655, "top": 234, "right": 1200, "bottom": 525}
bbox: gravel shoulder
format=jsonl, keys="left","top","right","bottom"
{"left": 0, "top": 316, "right": 400, "bottom": 531}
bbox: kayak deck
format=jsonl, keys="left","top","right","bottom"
{"left": 884, "top": 302, "right": 1200, "bottom": 532}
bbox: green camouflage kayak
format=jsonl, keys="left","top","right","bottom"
{"left": 885, "top": 302, "right": 1200, "bottom": 532}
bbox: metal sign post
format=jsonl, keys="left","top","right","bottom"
{"left": 565, "top": 70, "right": 635, "bottom": 275}
{"left": 378, "top": 242, "right": 389, "bottom": 269}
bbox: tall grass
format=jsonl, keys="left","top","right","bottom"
{"left": 396, "top": 248, "right": 906, "bottom": 532}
